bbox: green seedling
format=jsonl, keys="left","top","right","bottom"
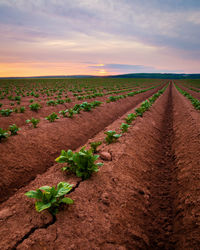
{"left": 9, "top": 124, "right": 20, "bottom": 135}
{"left": 56, "top": 147, "right": 103, "bottom": 180}
{"left": 90, "top": 141, "right": 102, "bottom": 153}
{"left": 65, "top": 98, "right": 71, "bottom": 103}
{"left": 56, "top": 99, "right": 64, "bottom": 104}
{"left": 72, "top": 104, "right": 81, "bottom": 114}
{"left": 91, "top": 100, "right": 102, "bottom": 108}
{"left": 104, "top": 130, "right": 121, "bottom": 144}
{"left": 67, "top": 108, "right": 75, "bottom": 118}
{"left": 135, "top": 100, "right": 151, "bottom": 117}
{"left": 26, "top": 118, "right": 40, "bottom": 128}
{"left": 80, "top": 102, "right": 92, "bottom": 111}
{"left": 125, "top": 113, "right": 137, "bottom": 124}
{"left": 14, "top": 108, "right": 18, "bottom": 113}
{"left": 0, "top": 109, "right": 13, "bottom": 117}
{"left": 120, "top": 123, "right": 130, "bottom": 133}
{"left": 29, "top": 103, "right": 41, "bottom": 111}
{"left": 47, "top": 100, "right": 56, "bottom": 106}
{"left": 25, "top": 182, "right": 73, "bottom": 215}
{"left": 19, "top": 106, "right": 25, "bottom": 113}
{"left": 59, "top": 110, "right": 68, "bottom": 117}
{"left": 0, "top": 128, "right": 9, "bottom": 142}
{"left": 45, "top": 112, "right": 59, "bottom": 122}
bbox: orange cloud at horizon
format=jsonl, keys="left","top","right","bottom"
{"left": 0, "top": 62, "right": 115, "bottom": 77}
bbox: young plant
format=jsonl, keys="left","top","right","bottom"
{"left": 90, "top": 141, "right": 102, "bottom": 153}
{"left": 9, "top": 124, "right": 20, "bottom": 135}
{"left": 80, "top": 102, "right": 92, "bottom": 112}
{"left": 0, "top": 109, "right": 13, "bottom": 117}
{"left": 56, "top": 147, "right": 103, "bottom": 180}
{"left": 14, "top": 107, "right": 18, "bottom": 113}
{"left": 72, "top": 104, "right": 81, "bottom": 114}
{"left": 125, "top": 113, "right": 137, "bottom": 124}
{"left": 45, "top": 112, "right": 59, "bottom": 122}
{"left": 91, "top": 100, "right": 102, "bottom": 108}
{"left": 19, "top": 106, "right": 25, "bottom": 113}
{"left": 26, "top": 118, "right": 40, "bottom": 128}
{"left": 104, "top": 130, "right": 121, "bottom": 144}
{"left": 120, "top": 123, "right": 130, "bottom": 133}
{"left": 65, "top": 98, "right": 71, "bottom": 103}
{"left": 29, "top": 103, "right": 41, "bottom": 111}
{"left": 67, "top": 108, "right": 75, "bottom": 118}
{"left": 59, "top": 110, "right": 68, "bottom": 117}
{"left": 25, "top": 182, "right": 73, "bottom": 215}
{"left": 47, "top": 100, "right": 56, "bottom": 106}
{"left": 0, "top": 128, "right": 9, "bottom": 142}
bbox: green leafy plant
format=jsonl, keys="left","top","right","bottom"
{"left": 9, "top": 124, "right": 20, "bottom": 135}
{"left": 0, "top": 103, "right": 3, "bottom": 108}
{"left": 26, "top": 118, "right": 40, "bottom": 128}
{"left": 47, "top": 100, "right": 56, "bottom": 106}
{"left": 14, "top": 96, "right": 21, "bottom": 101}
{"left": 25, "top": 182, "right": 73, "bottom": 215}
{"left": 19, "top": 106, "right": 25, "bottom": 113}
{"left": 135, "top": 100, "right": 151, "bottom": 117}
{"left": 72, "top": 104, "right": 81, "bottom": 114}
{"left": 56, "top": 99, "right": 65, "bottom": 104}
{"left": 65, "top": 98, "right": 72, "bottom": 103}
{"left": 90, "top": 141, "right": 102, "bottom": 153}
{"left": 120, "top": 123, "right": 130, "bottom": 133}
{"left": 14, "top": 107, "right": 18, "bottom": 113}
{"left": 125, "top": 113, "right": 137, "bottom": 124}
{"left": 59, "top": 109, "right": 68, "bottom": 117}
{"left": 56, "top": 147, "right": 103, "bottom": 180}
{"left": 45, "top": 112, "right": 59, "bottom": 122}
{"left": 0, "top": 109, "right": 13, "bottom": 117}
{"left": 29, "top": 103, "right": 41, "bottom": 111}
{"left": 104, "top": 130, "right": 121, "bottom": 144}
{"left": 80, "top": 102, "right": 92, "bottom": 111}
{"left": 0, "top": 128, "right": 9, "bottom": 142}
{"left": 91, "top": 100, "right": 102, "bottom": 108}
{"left": 67, "top": 108, "right": 75, "bottom": 118}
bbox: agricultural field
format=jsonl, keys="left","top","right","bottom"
{"left": 0, "top": 78, "right": 199, "bottom": 249}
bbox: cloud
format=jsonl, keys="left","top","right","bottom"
{"left": 89, "top": 63, "right": 154, "bottom": 72}
{"left": 0, "top": 0, "right": 200, "bottom": 75}
{"left": 88, "top": 63, "right": 182, "bottom": 74}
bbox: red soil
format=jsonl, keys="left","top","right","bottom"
{"left": 0, "top": 85, "right": 164, "bottom": 202}
{"left": 0, "top": 83, "right": 199, "bottom": 249}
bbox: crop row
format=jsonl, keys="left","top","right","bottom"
{"left": 175, "top": 84, "right": 200, "bottom": 110}
{"left": 0, "top": 85, "right": 162, "bottom": 143}
{"left": 0, "top": 84, "right": 160, "bottom": 115}
{"left": 24, "top": 84, "right": 168, "bottom": 216}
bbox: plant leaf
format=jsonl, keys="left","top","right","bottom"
{"left": 60, "top": 197, "right": 74, "bottom": 204}
{"left": 35, "top": 201, "right": 51, "bottom": 212}
{"left": 25, "top": 189, "right": 42, "bottom": 199}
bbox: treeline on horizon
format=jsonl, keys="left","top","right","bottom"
{"left": 1, "top": 73, "right": 200, "bottom": 80}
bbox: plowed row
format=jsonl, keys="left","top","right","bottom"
{"left": 0, "top": 85, "right": 165, "bottom": 202}
{"left": 0, "top": 83, "right": 199, "bottom": 249}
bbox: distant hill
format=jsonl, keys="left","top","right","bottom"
{"left": 107, "top": 73, "right": 200, "bottom": 79}
{"left": 1, "top": 73, "right": 200, "bottom": 79}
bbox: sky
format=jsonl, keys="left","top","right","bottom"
{"left": 0, "top": 0, "right": 200, "bottom": 77}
